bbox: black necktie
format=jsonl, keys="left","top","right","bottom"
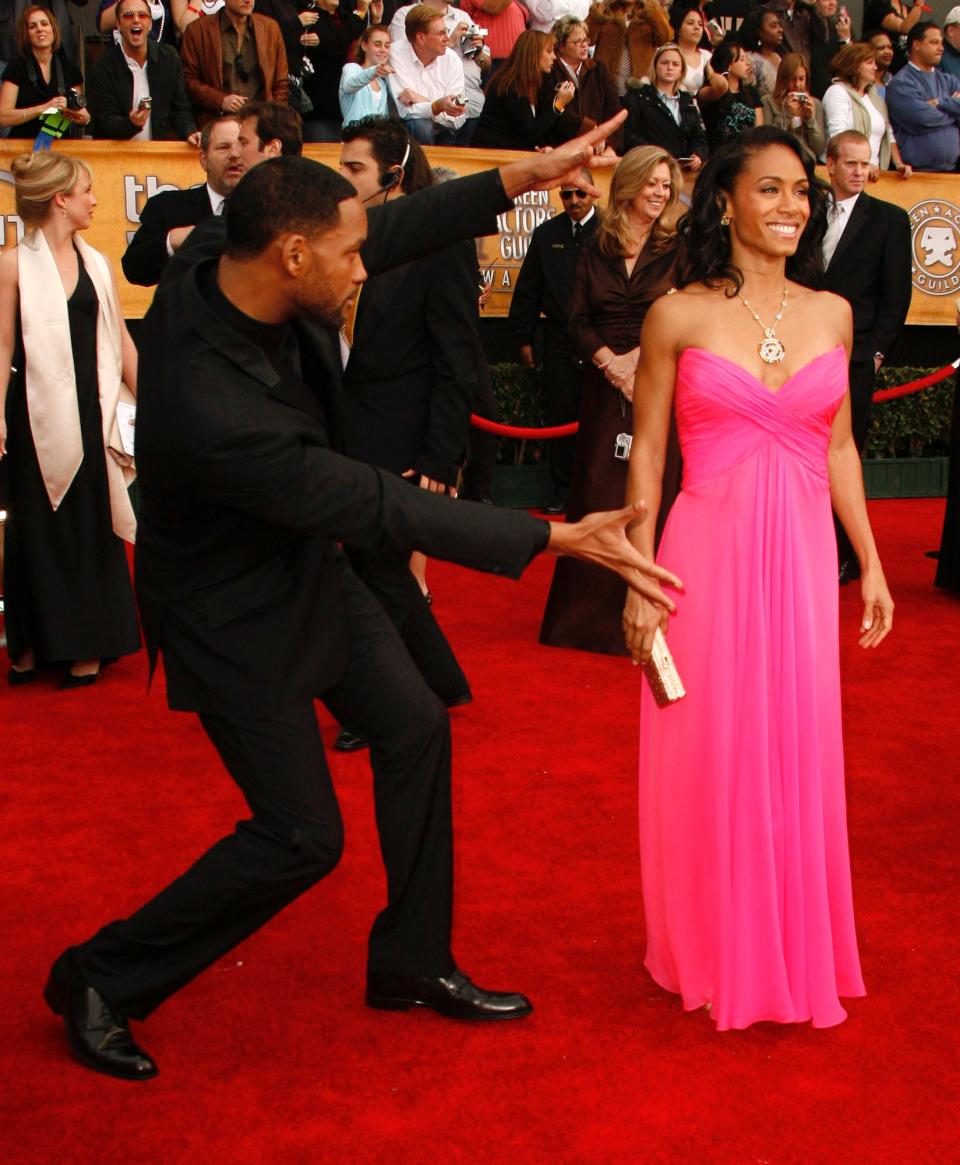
{"left": 572, "top": 222, "right": 581, "bottom": 245}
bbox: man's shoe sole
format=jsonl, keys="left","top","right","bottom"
{"left": 365, "top": 990, "right": 533, "bottom": 1020}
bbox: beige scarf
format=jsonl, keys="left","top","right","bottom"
{"left": 17, "top": 229, "right": 136, "bottom": 543}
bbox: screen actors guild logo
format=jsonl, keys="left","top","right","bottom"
{"left": 909, "top": 199, "right": 960, "bottom": 295}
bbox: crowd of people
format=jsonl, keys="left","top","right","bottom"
{"left": 0, "top": 0, "right": 958, "bottom": 1081}
{"left": 2, "top": 0, "right": 960, "bottom": 170}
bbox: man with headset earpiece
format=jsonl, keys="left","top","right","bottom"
{"left": 333, "top": 116, "right": 478, "bottom": 751}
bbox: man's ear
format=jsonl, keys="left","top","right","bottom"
{"left": 264, "top": 138, "right": 283, "bottom": 159}
{"left": 279, "top": 233, "right": 308, "bottom": 276}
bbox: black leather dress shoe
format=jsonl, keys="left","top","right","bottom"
{"left": 44, "top": 954, "right": 157, "bottom": 1081}
{"left": 542, "top": 496, "right": 567, "bottom": 516}
{"left": 7, "top": 666, "right": 37, "bottom": 686}
{"left": 838, "top": 559, "right": 862, "bottom": 585}
{"left": 335, "top": 729, "right": 369, "bottom": 752}
{"left": 59, "top": 672, "right": 98, "bottom": 690}
{"left": 366, "top": 969, "right": 533, "bottom": 1021}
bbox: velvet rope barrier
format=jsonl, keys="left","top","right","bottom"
{"left": 470, "top": 361, "right": 960, "bottom": 439}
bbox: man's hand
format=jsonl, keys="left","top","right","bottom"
{"left": 129, "top": 105, "right": 150, "bottom": 129}
{"left": 433, "top": 94, "right": 465, "bottom": 116}
{"left": 398, "top": 87, "right": 427, "bottom": 106}
{"left": 519, "top": 344, "right": 535, "bottom": 368}
{"left": 222, "top": 94, "right": 247, "bottom": 113}
{"left": 186, "top": 130, "right": 201, "bottom": 147}
{"left": 402, "top": 469, "right": 456, "bottom": 496}
{"left": 547, "top": 500, "right": 682, "bottom": 611}
{"left": 499, "top": 110, "right": 627, "bottom": 199}
{"left": 167, "top": 225, "right": 195, "bottom": 251}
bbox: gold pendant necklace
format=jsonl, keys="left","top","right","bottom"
{"left": 737, "top": 283, "right": 789, "bottom": 365}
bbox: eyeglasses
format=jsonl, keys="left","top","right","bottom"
{"left": 559, "top": 189, "right": 589, "bottom": 200}
{"left": 119, "top": 9, "right": 153, "bottom": 19}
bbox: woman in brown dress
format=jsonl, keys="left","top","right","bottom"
{"left": 539, "top": 145, "right": 681, "bottom": 655}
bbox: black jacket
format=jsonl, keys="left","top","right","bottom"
{"left": 136, "top": 169, "right": 548, "bottom": 714}
{"left": 509, "top": 210, "right": 599, "bottom": 341}
{"left": 87, "top": 40, "right": 196, "bottom": 142}
{"left": 472, "top": 88, "right": 564, "bottom": 151}
{"left": 622, "top": 84, "right": 708, "bottom": 160}
{"left": 343, "top": 239, "right": 480, "bottom": 488}
{"left": 122, "top": 183, "right": 215, "bottom": 287}
{"left": 818, "top": 191, "right": 912, "bottom": 364}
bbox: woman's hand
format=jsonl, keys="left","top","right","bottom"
{"left": 375, "top": 63, "right": 394, "bottom": 78}
{"left": 858, "top": 565, "right": 894, "bottom": 648}
{"left": 896, "top": 159, "right": 912, "bottom": 180}
{"left": 868, "top": 163, "right": 880, "bottom": 182}
{"left": 623, "top": 589, "right": 669, "bottom": 665}
{"left": 554, "top": 80, "right": 576, "bottom": 111}
{"left": 301, "top": 31, "right": 320, "bottom": 47}
{"left": 604, "top": 349, "right": 639, "bottom": 399}
{"left": 784, "top": 92, "right": 804, "bottom": 118}
{"left": 836, "top": 10, "right": 852, "bottom": 40}
{"left": 299, "top": 9, "right": 318, "bottom": 25}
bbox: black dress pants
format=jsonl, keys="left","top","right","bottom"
{"left": 836, "top": 359, "right": 876, "bottom": 564}
{"left": 70, "top": 568, "right": 456, "bottom": 1020}
{"left": 542, "top": 322, "right": 584, "bottom": 492}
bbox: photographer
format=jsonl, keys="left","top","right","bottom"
{"left": 760, "top": 52, "right": 826, "bottom": 165}
{"left": 87, "top": 1, "right": 199, "bottom": 141}
{"left": 0, "top": 5, "right": 90, "bottom": 138}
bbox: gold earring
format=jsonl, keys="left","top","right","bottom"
{"left": 720, "top": 214, "right": 730, "bottom": 227}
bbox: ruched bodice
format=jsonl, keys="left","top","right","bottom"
{"left": 638, "top": 343, "right": 865, "bottom": 1031}
{"left": 675, "top": 345, "right": 847, "bottom": 488}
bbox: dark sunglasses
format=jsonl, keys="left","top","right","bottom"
{"left": 559, "top": 188, "right": 589, "bottom": 200}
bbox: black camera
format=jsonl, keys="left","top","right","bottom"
{"left": 66, "top": 89, "right": 87, "bottom": 111}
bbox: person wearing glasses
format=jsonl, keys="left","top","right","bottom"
{"left": 509, "top": 170, "right": 598, "bottom": 516}
{"left": 180, "top": 0, "right": 288, "bottom": 128}
{"left": 87, "top": 1, "right": 199, "bottom": 141}
{"left": 98, "top": 0, "right": 177, "bottom": 46}
{"left": 541, "top": 17, "right": 621, "bottom": 151}
{"left": 540, "top": 145, "right": 682, "bottom": 654}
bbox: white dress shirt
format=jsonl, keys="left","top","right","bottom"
{"left": 526, "top": 0, "right": 590, "bottom": 34}
{"left": 822, "top": 192, "right": 859, "bottom": 268}
{"left": 390, "top": 3, "right": 488, "bottom": 117}
{"left": 123, "top": 48, "right": 152, "bottom": 142}
{"left": 388, "top": 38, "right": 467, "bottom": 129}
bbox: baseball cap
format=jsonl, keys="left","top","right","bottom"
{"left": 945, "top": 5, "right": 960, "bottom": 25}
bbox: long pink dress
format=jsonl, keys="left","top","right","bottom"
{"left": 639, "top": 344, "right": 866, "bottom": 1030}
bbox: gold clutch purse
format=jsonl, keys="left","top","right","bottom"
{"left": 641, "top": 628, "right": 686, "bottom": 708}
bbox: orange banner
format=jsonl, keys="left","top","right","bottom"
{"left": 0, "top": 140, "right": 957, "bottom": 325}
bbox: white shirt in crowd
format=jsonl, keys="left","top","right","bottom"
{"left": 680, "top": 48, "right": 713, "bottom": 95}
{"left": 388, "top": 37, "right": 467, "bottom": 129}
{"left": 390, "top": 3, "right": 488, "bottom": 118}
{"left": 123, "top": 48, "right": 152, "bottom": 142}
{"left": 165, "top": 184, "right": 227, "bottom": 257}
{"left": 526, "top": 0, "right": 590, "bottom": 35}
{"left": 822, "top": 84, "right": 893, "bottom": 167}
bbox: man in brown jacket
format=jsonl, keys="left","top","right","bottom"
{"left": 180, "top": 0, "right": 288, "bottom": 127}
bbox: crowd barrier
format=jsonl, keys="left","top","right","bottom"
{"left": 472, "top": 360, "right": 960, "bottom": 438}
{"left": 2, "top": 141, "right": 960, "bottom": 325}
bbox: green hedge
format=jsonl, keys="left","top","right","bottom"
{"left": 489, "top": 362, "right": 955, "bottom": 465}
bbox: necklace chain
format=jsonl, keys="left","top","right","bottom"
{"left": 736, "top": 283, "right": 789, "bottom": 365}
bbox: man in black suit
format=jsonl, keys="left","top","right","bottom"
{"left": 121, "top": 114, "right": 243, "bottom": 286}
{"left": 335, "top": 117, "right": 476, "bottom": 730}
{"left": 45, "top": 117, "right": 681, "bottom": 1081}
{"left": 820, "top": 130, "right": 912, "bottom": 582}
{"left": 87, "top": 0, "right": 198, "bottom": 144}
{"left": 509, "top": 172, "right": 598, "bottom": 515}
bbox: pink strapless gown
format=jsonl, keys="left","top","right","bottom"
{"left": 639, "top": 345, "right": 866, "bottom": 1030}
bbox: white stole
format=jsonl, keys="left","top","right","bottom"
{"left": 17, "top": 230, "right": 137, "bottom": 543}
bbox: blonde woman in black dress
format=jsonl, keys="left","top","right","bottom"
{"left": 0, "top": 152, "right": 139, "bottom": 688}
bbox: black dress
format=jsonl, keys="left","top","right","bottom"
{"left": 3, "top": 254, "right": 140, "bottom": 666}
{"left": 935, "top": 376, "right": 960, "bottom": 593}
{"left": 2, "top": 52, "right": 84, "bottom": 140}
{"left": 539, "top": 237, "right": 680, "bottom": 656}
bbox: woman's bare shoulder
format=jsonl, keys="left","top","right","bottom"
{"left": 0, "top": 246, "right": 19, "bottom": 285}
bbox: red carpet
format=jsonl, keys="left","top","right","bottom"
{"left": 1, "top": 499, "right": 957, "bottom": 1164}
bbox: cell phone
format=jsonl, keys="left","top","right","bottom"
{"left": 839, "top": 5, "right": 848, "bottom": 18}
{"left": 677, "top": 156, "right": 694, "bottom": 164}
{"left": 138, "top": 97, "right": 153, "bottom": 111}
{"left": 706, "top": 18, "right": 723, "bottom": 38}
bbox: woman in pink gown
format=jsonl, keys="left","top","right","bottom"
{"left": 623, "top": 127, "right": 895, "bottom": 1030}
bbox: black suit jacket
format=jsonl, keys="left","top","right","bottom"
{"left": 342, "top": 239, "right": 479, "bottom": 487}
{"left": 122, "top": 183, "right": 215, "bottom": 287}
{"left": 137, "top": 169, "right": 545, "bottom": 714}
{"left": 509, "top": 210, "right": 599, "bottom": 343}
{"left": 819, "top": 191, "right": 912, "bottom": 364}
{"left": 87, "top": 40, "right": 197, "bottom": 143}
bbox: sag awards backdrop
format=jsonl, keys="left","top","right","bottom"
{"left": 1, "top": 140, "right": 959, "bottom": 323}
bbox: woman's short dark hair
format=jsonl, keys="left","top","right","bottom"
{"left": 675, "top": 125, "right": 830, "bottom": 292}
{"left": 226, "top": 157, "right": 357, "bottom": 258}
